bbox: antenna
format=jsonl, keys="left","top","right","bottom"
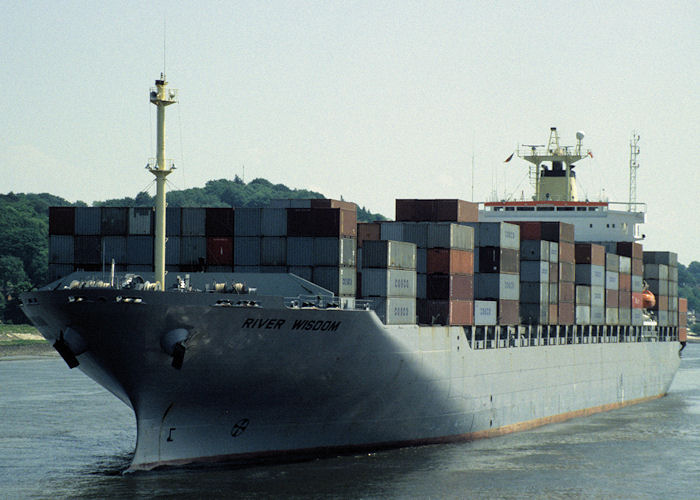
{"left": 163, "top": 17, "right": 166, "bottom": 77}
{"left": 628, "top": 131, "right": 640, "bottom": 211}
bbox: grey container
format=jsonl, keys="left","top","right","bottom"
{"left": 591, "top": 306, "right": 605, "bottom": 325}
{"left": 287, "top": 237, "right": 314, "bottom": 266}
{"left": 127, "top": 236, "right": 153, "bottom": 265}
{"left": 520, "top": 281, "right": 548, "bottom": 304}
{"left": 520, "top": 261, "right": 549, "bottom": 282}
{"left": 605, "top": 253, "right": 619, "bottom": 272}
{"left": 166, "top": 207, "right": 181, "bottom": 236}
{"left": 166, "top": 236, "right": 180, "bottom": 265}
{"left": 74, "top": 236, "right": 101, "bottom": 264}
{"left": 416, "top": 248, "right": 427, "bottom": 274}
{"left": 103, "top": 236, "right": 127, "bottom": 264}
{"left": 416, "top": 273, "right": 426, "bottom": 299}
{"left": 549, "top": 283, "right": 558, "bottom": 304}
{"left": 49, "top": 235, "right": 74, "bottom": 264}
{"left": 619, "top": 256, "right": 631, "bottom": 274}
{"left": 361, "top": 268, "right": 417, "bottom": 298}
{"left": 619, "top": 308, "right": 631, "bottom": 326}
{"left": 234, "top": 237, "right": 261, "bottom": 266}
{"left": 312, "top": 266, "right": 356, "bottom": 296}
{"left": 520, "top": 240, "right": 549, "bottom": 261}
{"left": 380, "top": 222, "right": 429, "bottom": 248}
{"left": 576, "top": 285, "right": 591, "bottom": 305}
{"left": 475, "top": 273, "right": 519, "bottom": 301}
{"left": 362, "top": 240, "right": 416, "bottom": 270}
{"left": 312, "top": 237, "right": 357, "bottom": 266}
{"left": 129, "top": 207, "right": 153, "bottom": 235}
{"left": 261, "top": 237, "right": 287, "bottom": 266}
{"left": 669, "top": 281, "right": 678, "bottom": 297}
{"left": 380, "top": 222, "right": 407, "bottom": 245}
{"left": 646, "top": 279, "right": 669, "bottom": 296}
{"left": 260, "top": 208, "right": 287, "bottom": 236}
{"left": 370, "top": 297, "right": 416, "bottom": 325}
{"left": 591, "top": 285, "right": 605, "bottom": 307}
{"left": 632, "top": 275, "right": 643, "bottom": 292}
{"left": 101, "top": 207, "right": 128, "bottom": 235}
{"left": 606, "top": 307, "right": 619, "bottom": 325}
{"left": 181, "top": 208, "right": 206, "bottom": 236}
{"left": 288, "top": 266, "right": 313, "bottom": 281}
{"left": 605, "top": 271, "right": 619, "bottom": 290}
{"left": 575, "top": 305, "right": 591, "bottom": 325}
{"left": 644, "top": 264, "right": 668, "bottom": 280}
{"left": 290, "top": 199, "right": 312, "bottom": 208}
{"left": 270, "top": 199, "right": 292, "bottom": 208}
{"left": 575, "top": 264, "right": 605, "bottom": 286}
{"left": 643, "top": 251, "right": 677, "bottom": 267}
{"left": 549, "top": 242, "right": 559, "bottom": 263}
{"left": 520, "top": 303, "right": 548, "bottom": 325}
{"left": 475, "top": 222, "right": 519, "bottom": 250}
{"left": 74, "top": 207, "right": 101, "bottom": 235}
{"left": 669, "top": 266, "right": 678, "bottom": 282}
{"left": 632, "top": 308, "right": 644, "bottom": 326}
{"left": 180, "top": 236, "right": 206, "bottom": 265}
{"left": 427, "top": 223, "right": 473, "bottom": 250}
{"left": 234, "top": 208, "right": 262, "bottom": 236}
{"left": 657, "top": 310, "right": 669, "bottom": 326}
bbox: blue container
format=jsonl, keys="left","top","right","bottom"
{"left": 234, "top": 237, "right": 261, "bottom": 266}
{"left": 126, "top": 236, "right": 153, "bottom": 265}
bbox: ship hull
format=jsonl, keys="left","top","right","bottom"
{"left": 22, "top": 288, "right": 680, "bottom": 471}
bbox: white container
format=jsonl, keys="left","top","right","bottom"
{"left": 605, "top": 271, "right": 619, "bottom": 291}
{"left": 474, "top": 300, "right": 497, "bottom": 325}
{"left": 590, "top": 285, "right": 605, "bottom": 307}
{"left": 362, "top": 240, "right": 416, "bottom": 270}
{"left": 361, "top": 268, "right": 417, "bottom": 298}
{"left": 370, "top": 297, "right": 416, "bottom": 325}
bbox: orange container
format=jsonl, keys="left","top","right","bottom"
{"left": 427, "top": 249, "right": 473, "bottom": 275}
{"left": 679, "top": 327, "right": 688, "bottom": 342}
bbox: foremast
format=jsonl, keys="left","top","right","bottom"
{"left": 148, "top": 75, "right": 177, "bottom": 289}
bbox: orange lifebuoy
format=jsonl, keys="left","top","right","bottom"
{"left": 642, "top": 290, "right": 656, "bottom": 309}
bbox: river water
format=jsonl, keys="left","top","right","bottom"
{"left": 1, "top": 344, "right": 699, "bottom": 499}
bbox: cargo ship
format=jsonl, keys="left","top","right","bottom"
{"left": 21, "top": 76, "right": 688, "bottom": 472}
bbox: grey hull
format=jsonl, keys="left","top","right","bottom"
{"left": 21, "top": 287, "right": 680, "bottom": 471}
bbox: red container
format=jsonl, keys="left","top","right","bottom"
{"left": 680, "top": 327, "right": 688, "bottom": 342}
{"left": 541, "top": 222, "right": 575, "bottom": 243}
{"left": 549, "top": 262, "right": 559, "bottom": 283}
{"left": 606, "top": 289, "right": 619, "bottom": 307}
{"left": 619, "top": 273, "right": 631, "bottom": 291}
{"left": 434, "top": 199, "right": 478, "bottom": 222}
{"left": 558, "top": 302, "right": 574, "bottom": 325}
{"left": 575, "top": 243, "right": 606, "bottom": 265}
{"left": 395, "top": 199, "right": 478, "bottom": 222}
{"left": 559, "top": 242, "right": 575, "bottom": 263}
{"left": 548, "top": 304, "right": 558, "bottom": 324}
{"left": 618, "top": 290, "right": 631, "bottom": 308}
{"left": 656, "top": 295, "right": 668, "bottom": 310}
{"left": 498, "top": 299, "right": 520, "bottom": 325}
{"left": 49, "top": 207, "right": 75, "bottom": 235}
{"left": 427, "top": 249, "right": 473, "bottom": 275}
{"left": 426, "top": 273, "right": 473, "bottom": 300}
{"left": 680, "top": 297, "right": 688, "bottom": 313}
{"left": 287, "top": 208, "right": 357, "bottom": 237}
{"left": 632, "top": 292, "right": 643, "bottom": 309}
{"left": 420, "top": 299, "right": 474, "bottom": 325}
{"left": 558, "top": 282, "right": 575, "bottom": 303}
{"left": 512, "top": 221, "right": 542, "bottom": 241}
{"left": 358, "top": 222, "right": 381, "bottom": 248}
{"left": 310, "top": 198, "right": 358, "bottom": 211}
{"left": 559, "top": 261, "right": 575, "bottom": 282}
{"left": 207, "top": 237, "right": 233, "bottom": 266}
{"left": 616, "top": 241, "right": 643, "bottom": 260}
{"left": 632, "top": 258, "right": 643, "bottom": 276}
{"left": 205, "top": 208, "right": 235, "bottom": 237}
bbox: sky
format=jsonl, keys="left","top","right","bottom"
{"left": 2, "top": 1, "right": 699, "bottom": 263}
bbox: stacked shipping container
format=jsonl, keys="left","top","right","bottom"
{"left": 574, "top": 243, "right": 606, "bottom": 325}
{"left": 643, "top": 251, "right": 679, "bottom": 327}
